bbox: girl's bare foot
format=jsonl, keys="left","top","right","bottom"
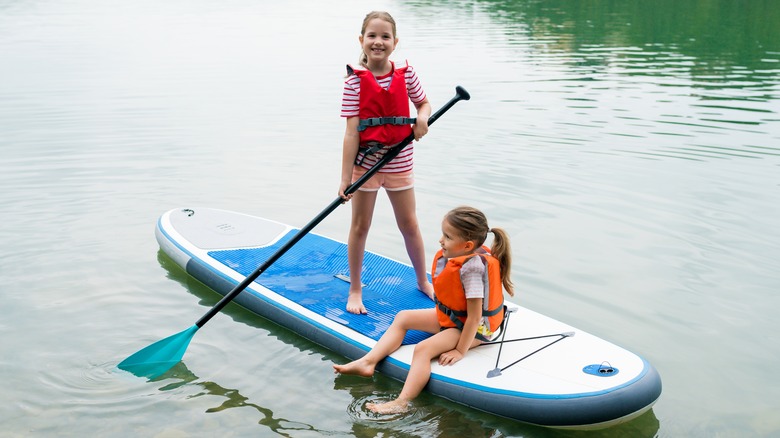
{"left": 347, "top": 289, "right": 367, "bottom": 314}
{"left": 366, "top": 398, "right": 411, "bottom": 414}
{"left": 332, "top": 358, "right": 375, "bottom": 377}
{"left": 418, "top": 281, "right": 434, "bottom": 300}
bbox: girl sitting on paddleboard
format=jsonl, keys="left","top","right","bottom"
{"left": 333, "top": 206, "right": 515, "bottom": 414}
{"left": 338, "top": 11, "right": 434, "bottom": 314}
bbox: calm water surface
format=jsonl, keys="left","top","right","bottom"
{"left": 1, "top": 0, "right": 779, "bottom": 436}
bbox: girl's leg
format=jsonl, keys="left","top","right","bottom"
{"left": 333, "top": 309, "right": 439, "bottom": 376}
{"left": 347, "top": 189, "right": 379, "bottom": 314}
{"left": 367, "top": 328, "right": 464, "bottom": 414}
{"left": 386, "top": 188, "right": 434, "bottom": 299}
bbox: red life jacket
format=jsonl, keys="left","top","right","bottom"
{"left": 349, "top": 62, "right": 413, "bottom": 147}
{"left": 431, "top": 248, "right": 505, "bottom": 340}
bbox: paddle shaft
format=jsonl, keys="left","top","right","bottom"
{"left": 195, "top": 86, "right": 471, "bottom": 328}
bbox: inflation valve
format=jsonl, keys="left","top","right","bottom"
{"left": 583, "top": 361, "right": 619, "bottom": 377}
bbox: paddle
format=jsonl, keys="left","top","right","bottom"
{"left": 119, "top": 86, "right": 471, "bottom": 379}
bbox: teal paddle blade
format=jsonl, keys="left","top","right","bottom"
{"left": 118, "top": 325, "right": 199, "bottom": 379}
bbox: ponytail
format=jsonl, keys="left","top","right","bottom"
{"left": 489, "top": 228, "right": 514, "bottom": 296}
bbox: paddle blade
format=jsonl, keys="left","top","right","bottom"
{"left": 118, "top": 325, "right": 199, "bottom": 379}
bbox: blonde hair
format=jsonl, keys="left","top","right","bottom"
{"left": 444, "top": 206, "right": 515, "bottom": 296}
{"left": 359, "top": 11, "right": 397, "bottom": 68}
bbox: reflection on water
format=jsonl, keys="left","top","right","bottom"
{"left": 443, "top": 0, "right": 780, "bottom": 161}
{"left": 155, "top": 363, "right": 326, "bottom": 436}
{"left": 479, "top": 0, "right": 779, "bottom": 80}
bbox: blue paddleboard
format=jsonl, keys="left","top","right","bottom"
{"left": 155, "top": 207, "right": 661, "bottom": 429}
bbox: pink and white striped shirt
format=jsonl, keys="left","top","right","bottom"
{"left": 341, "top": 62, "right": 427, "bottom": 173}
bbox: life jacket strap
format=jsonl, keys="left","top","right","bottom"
{"left": 436, "top": 300, "right": 507, "bottom": 343}
{"left": 357, "top": 117, "right": 417, "bottom": 132}
{"left": 482, "top": 306, "right": 503, "bottom": 317}
{"left": 436, "top": 300, "right": 503, "bottom": 319}
{"left": 355, "top": 142, "right": 386, "bottom": 166}
{"left": 436, "top": 298, "right": 467, "bottom": 330}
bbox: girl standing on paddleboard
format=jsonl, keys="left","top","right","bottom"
{"left": 338, "top": 11, "right": 433, "bottom": 314}
{"left": 333, "top": 206, "right": 515, "bottom": 413}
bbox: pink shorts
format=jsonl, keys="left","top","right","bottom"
{"left": 352, "top": 167, "right": 414, "bottom": 192}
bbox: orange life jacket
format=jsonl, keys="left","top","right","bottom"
{"left": 349, "top": 62, "right": 414, "bottom": 147}
{"left": 431, "top": 248, "right": 505, "bottom": 340}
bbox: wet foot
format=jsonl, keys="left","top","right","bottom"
{"left": 366, "top": 399, "right": 411, "bottom": 414}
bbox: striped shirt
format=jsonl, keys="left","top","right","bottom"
{"left": 460, "top": 256, "right": 488, "bottom": 300}
{"left": 341, "top": 62, "right": 426, "bottom": 173}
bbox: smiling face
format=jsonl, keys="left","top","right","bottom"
{"left": 359, "top": 18, "right": 398, "bottom": 71}
{"left": 439, "top": 219, "right": 475, "bottom": 259}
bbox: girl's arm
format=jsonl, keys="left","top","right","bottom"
{"left": 339, "top": 116, "right": 360, "bottom": 200}
{"left": 412, "top": 98, "right": 431, "bottom": 141}
{"left": 438, "top": 298, "right": 483, "bottom": 366}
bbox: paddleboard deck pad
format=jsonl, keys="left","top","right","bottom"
{"left": 155, "top": 207, "right": 661, "bottom": 429}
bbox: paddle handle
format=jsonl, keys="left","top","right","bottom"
{"left": 195, "top": 86, "right": 471, "bottom": 328}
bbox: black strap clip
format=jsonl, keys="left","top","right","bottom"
{"left": 357, "top": 117, "right": 417, "bottom": 132}
{"left": 355, "top": 142, "right": 385, "bottom": 166}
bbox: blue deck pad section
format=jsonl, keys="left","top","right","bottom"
{"left": 209, "top": 230, "right": 434, "bottom": 345}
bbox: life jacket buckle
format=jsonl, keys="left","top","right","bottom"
{"left": 357, "top": 116, "right": 417, "bottom": 132}
{"left": 355, "top": 142, "right": 385, "bottom": 166}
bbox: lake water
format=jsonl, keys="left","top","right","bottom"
{"left": 2, "top": 0, "right": 779, "bottom": 436}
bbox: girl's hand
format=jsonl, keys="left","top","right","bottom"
{"left": 438, "top": 349, "right": 464, "bottom": 366}
{"left": 338, "top": 180, "right": 353, "bottom": 202}
{"left": 412, "top": 117, "right": 429, "bottom": 141}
